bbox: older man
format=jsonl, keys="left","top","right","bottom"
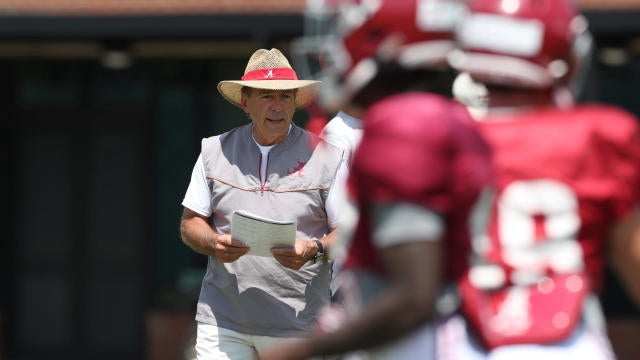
{"left": 180, "top": 48, "right": 346, "bottom": 360}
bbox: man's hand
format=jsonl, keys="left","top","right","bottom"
{"left": 214, "top": 234, "right": 250, "bottom": 263}
{"left": 271, "top": 239, "right": 317, "bottom": 270}
{"left": 181, "top": 208, "right": 250, "bottom": 260}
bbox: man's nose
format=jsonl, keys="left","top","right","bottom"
{"left": 271, "top": 96, "right": 285, "bottom": 110}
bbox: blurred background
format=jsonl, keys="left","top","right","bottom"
{"left": 0, "top": 0, "right": 639, "bottom": 359}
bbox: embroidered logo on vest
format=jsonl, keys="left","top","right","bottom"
{"left": 287, "top": 161, "right": 306, "bottom": 177}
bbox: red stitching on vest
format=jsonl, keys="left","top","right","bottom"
{"left": 208, "top": 177, "right": 328, "bottom": 192}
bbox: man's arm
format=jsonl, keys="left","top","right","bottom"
{"left": 180, "top": 207, "right": 249, "bottom": 262}
{"left": 608, "top": 209, "right": 640, "bottom": 307}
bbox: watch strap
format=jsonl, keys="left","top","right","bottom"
{"left": 312, "top": 239, "right": 324, "bottom": 263}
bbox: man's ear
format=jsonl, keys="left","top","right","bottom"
{"left": 240, "top": 94, "right": 248, "bottom": 112}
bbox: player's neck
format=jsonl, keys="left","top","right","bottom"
{"left": 488, "top": 87, "right": 555, "bottom": 108}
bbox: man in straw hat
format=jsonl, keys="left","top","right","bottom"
{"left": 180, "top": 48, "right": 347, "bottom": 359}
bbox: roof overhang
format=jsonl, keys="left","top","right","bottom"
{"left": 0, "top": 13, "right": 303, "bottom": 40}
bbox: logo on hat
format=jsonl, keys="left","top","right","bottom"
{"left": 265, "top": 69, "right": 274, "bottom": 79}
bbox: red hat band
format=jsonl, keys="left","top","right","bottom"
{"left": 242, "top": 67, "right": 299, "bottom": 81}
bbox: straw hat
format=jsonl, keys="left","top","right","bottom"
{"left": 217, "top": 48, "right": 321, "bottom": 108}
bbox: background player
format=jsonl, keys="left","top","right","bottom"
{"left": 440, "top": 0, "right": 640, "bottom": 359}
{"left": 259, "top": 0, "right": 494, "bottom": 358}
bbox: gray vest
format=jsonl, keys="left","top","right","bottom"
{"left": 196, "top": 123, "right": 344, "bottom": 336}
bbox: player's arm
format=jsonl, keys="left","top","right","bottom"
{"left": 602, "top": 110, "right": 640, "bottom": 308}
{"left": 258, "top": 203, "right": 443, "bottom": 360}
{"left": 306, "top": 202, "right": 443, "bottom": 353}
{"left": 608, "top": 209, "right": 640, "bottom": 308}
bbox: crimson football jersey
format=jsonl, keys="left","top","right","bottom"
{"left": 459, "top": 104, "right": 640, "bottom": 348}
{"left": 339, "top": 92, "right": 494, "bottom": 283}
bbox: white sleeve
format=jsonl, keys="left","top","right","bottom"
{"left": 325, "top": 157, "right": 349, "bottom": 229}
{"left": 181, "top": 154, "right": 212, "bottom": 217}
{"left": 371, "top": 203, "right": 444, "bottom": 248}
{"left": 320, "top": 114, "right": 363, "bottom": 166}
{"left": 320, "top": 118, "right": 349, "bottom": 149}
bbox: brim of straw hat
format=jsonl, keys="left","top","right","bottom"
{"left": 217, "top": 79, "right": 321, "bottom": 108}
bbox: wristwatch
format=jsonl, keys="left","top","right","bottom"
{"left": 312, "top": 239, "right": 325, "bottom": 263}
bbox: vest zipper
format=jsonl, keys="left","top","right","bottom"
{"left": 259, "top": 152, "right": 270, "bottom": 195}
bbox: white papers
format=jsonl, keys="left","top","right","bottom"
{"left": 231, "top": 210, "right": 297, "bottom": 257}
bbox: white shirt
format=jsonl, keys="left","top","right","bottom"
{"left": 320, "top": 111, "right": 363, "bottom": 166}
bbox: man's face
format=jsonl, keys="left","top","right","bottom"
{"left": 241, "top": 88, "right": 296, "bottom": 146}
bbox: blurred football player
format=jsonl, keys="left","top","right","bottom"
{"left": 259, "top": 0, "right": 494, "bottom": 359}
{"left": 292, "top": 0, "right": 365, "bottom": 168}
{"left": 440, "top": 0, "right": 640, "bottom": 359}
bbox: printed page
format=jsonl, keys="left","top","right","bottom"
{"left": 231, "top": 210, "right": 296, "bottom": 257}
